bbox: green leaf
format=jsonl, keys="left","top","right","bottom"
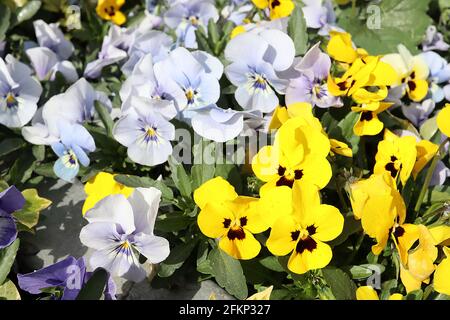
{"left": 94, "top": 101, "right": 114, "bottom": 137}
{"left": 322, "top": 267, "right": 357, "bottom": 300}
{"left": 9, "top": 152, "right": 36, "bottom": 184}
{"left": 209, "top": 247, "right": 248, "bottom": 299}
{"left": 207, "top": 18, "right": 220, "bottom": 50}
{"left": 420, "top": 116, "right": 438, "bottom": 141}
{"left": 76, "top": 268, "right": 108, "bottom": 300}
{"left": 168, "top": 157, "right": 192, "bottom": 198}
{"left": 338, "top": 0, "right": 432, "bottom": 55}
{"left": 0, "top": 279, "right": 20, "bottom": 300}
{"left": 0, "top": 3, "right": 11, "bottom": 41}
{"left": 425, "top": 185, "right": 450, "bottom": 204}
{"left": 13, "top": 189, "right": 51, "bottom": 230}
{"left": 328, "top": 216, "right": 362, "bottom": 246}
{"left": 32, "top": 145, "right": 45, "bottom": 162}
{"left": 158, "top": 239, "right": 198, "bottom": 277}
{"left": 288, "top": 6, "right": 308, "bottom": 56}
{"left": 406, "top": 289, "right": 424, "bottom": 300}
{"left": 259, "top": 256, "right": 285, "bottom": 273}
{"left": 15, "top": 0, "right": 42, "bottom": 25}
{"left": 0, "top": 138, "right": 26, "bottom": 157}
{"left": 0, "top": 239, "right": 20, "bottom": 285}
{"left": 329, "top": 111, "right": 360, "bottom": 153}
{"left": 191, "top": 164, "right": 215, "bottom": 190}
{"left": 34, "top": 163, "right": 57, "bottom": 179}
{"left": 344, "top": 264, "right": 385, "bottom": 280}
{"left": 114, "top": 174, "right": 174, "bottom": 200}
{"left": 155, "top": 215, "right": 193, "bottom": 233}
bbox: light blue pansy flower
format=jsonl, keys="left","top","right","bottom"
{"left": 419, "top": 51, "right": 450, "bottom": 103}
{"left": 153, "top": 47, "right": 222, "bottom": 117}
{"left": 224, "top": 29, "right": 295, "bottom": 113}
{"left": 80, "top": 188, "right": 170, "bottom": 282}
{"left": 113, "top": 98, "right": 176, "bottom": 166}
{"left": 51, "top": 121, "right": 96, "bottom": 182}
{"left": 0, "top": 55, "right": 42, "bottom": 128}
{"left": 164, "top": 0, "right": 219, "bottom": 48}
{"left": 33, "top": 19, "right": 74, "bottom": 60}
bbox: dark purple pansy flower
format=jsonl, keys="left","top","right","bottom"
{"left": 17, "top": 256, "right": 116, "bottom": 300}
{"left": 0, "top": 186, "right": 25, "bottom": 249}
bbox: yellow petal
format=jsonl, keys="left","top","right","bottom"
{"left": 437, "top": 104, "right": 450, "bottom": 137}
{"left": 429, "top": 225, "right": 450, "bottom": 246}
{"left": 303, "top": 204, "right": 344, "bottom": 242}
{"left": 434, "top": 255, "right": 450, "bottom": 296}
{"left": 219, "top": 229, "right": 261, "bottom": 260}
{"left": 356, "top": 286, "right": 379, "bottom": 300}
{"left": 257, "top": 186, "right": 293, "bottom": 226}
{"left": 251, "top": 145, "right": 280, "bottom": 182}
{"left": 237, "top": 196, "right": 271, "bottom": 234}
{"left": 296, "top": 155, "right": 332, "bottom": 190}
{"left": 287, "top": 240, "right": 332, "bottom": 274}
{"left": 198, "top": 202, "right": 235, "bottom": 239}
{"left": 247, "top": 286, "right": 273, "bottom": 300}
{"left": 407, "top": 79, "right": 428, "bottom": 102}
{"left": 252, "top": 0, "right": 269, "bottom": 9}
{"left": 269, "top": 105, "right": 290, "bottom": 130}
{"left": 327, "top": 31, "right": 358, "bottom": 64}
{"left": 270, "top": 0, "right": 295, "bottom": 20}
{"left": 266, "top": 214, "right": 299, "bottom": 256}
{"left": 291, "top": 181, "right": 321, "bottom": 217}
{"left": 393, "top": 223, "right": 420, "bottom": 266}
{"left": 388, "top": 293, "right": 403, "bottom": 300}
{"left": 112, "top": 10, "right": 126, "bottom": 26}
{"left": 194, "top": 176, "right": 238, "bottom": 210}
{"left": 400, "top": 264, "right": 423, "bottom": 293}
{"left": 413, "top": 140, "right": 439, "bottom": 179}
{"left": 330, "top": 139, "right": 353, "bottom": 157}
{"left": 353, "top": 112, "right": 384, "bottom": 136}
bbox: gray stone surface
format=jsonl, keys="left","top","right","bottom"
{"left": 19, "top": 178, "right": 233, "bottom": 300}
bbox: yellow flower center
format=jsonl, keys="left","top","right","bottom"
{"left": 189, "top": 16, "right": 199, "bottom": 25}
{"left": 185, "top": 88, "right": 196, "bottom": 104}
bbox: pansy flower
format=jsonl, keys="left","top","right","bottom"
{"left": 326, "top": 31, "right": 367, "bottom": 65}
{"left": 194, "top": 177, "right": 271, "bottom": 260}
{"left": 301, "top": 0, "right": 337, "bottom": 35}
{"left": 286, "top": 43, "right": 342, "bottom": 108}
{"left": 251, "top": 0, "right": 295, "bottom": 20}
{"left": 0, "top": 55, "right": 42, "bottom": 128}
{"left": 96, "top": 0, "right": 127, "bottom": 26}
{"left": 382, "top": 45, "right": 429, "bottom": 102}
{"left": 51, "top": 121, "right": 96, "bottom": 182}
{"left": 80, "top": 188, "right": 170, "bottom": 282}
{"left": 32, "top": 20, "right": 74, "bottom": 61}
{"left": 401, "top": 98, "right": 435, "bottom": 127}
{"left": 374, "top": 129, "right": 417, "bottom": 186}
{"left": 0, "top": 186, "right": 25, "bottom": 249}
{"left": 113, "top": 98, "right": 175, "bottom": 166}
{"left": 82, "top": 172, "right": 133, "bottom": 215}
{"left": 266, "top": 182, "right": 343, "bottom": 274}
{"left": 422, "top": 25, "right": 450, "bottom": 52}
{"left": 352, "top": 101, "right": 392, "bottom": 136}
{"left": 18, "top": 256, "right": 116, "bottom": 300}
{"left": 419, "top": 51, "right": 450, "bottom": 103}
{"left": 224, "top": 29, "right": 295, "bottom": 113}
{"left": 164, "top": 0, "right": 219, "bottom": 48}
{"left": 252, "top": 110, "right": 331, "bottom": 195}
{"left": 434, "top": 247, "right": 450, "bottom": 296}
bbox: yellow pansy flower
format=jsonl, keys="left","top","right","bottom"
{"left": 252, "top": 0, "right": 295, "bottom": 20}
{"left": 352, "top": 101, "right": 393, "bottom": 136}
{"left": 429, "top": 225, "right": 450, "bottom": 246}
{"left": 252, "top": 115, "right": 331, "bottom": 195}
{"left": 434, "top": 247, "right": 450, "bottom": 296}
{"left": 194, "top": 177, "right": 271, "bottom": 260}
{"left": 412, "top": 140, "right": 439, "bottom": 179}
{"left": 374, "top": 129, "right": 417, "bottom": 186}
{"left": 437, "top": 104, "right": 450, "bottom": 137}
{"left": 266, "top": 183, "right": 344, "bottom": 274}
{"left": 356, "top": 286, "right": 403, "bottom": 300}
{"left": 82, "top": 172, "right": 133, "bottom": 215}
{"left": 247, "top": 286, "right": 273, "bottom": 300}
{"left": 349, "top": 173, "right": 414, "bottom": 259}
{"left": 96, "top": 0, "right": 127, "bottom": 26}
{"left": 381, "top": 45, "right": 429, "bottom": 102}
{"left": 400, "top": 225, "right": 438, "bottom": 293}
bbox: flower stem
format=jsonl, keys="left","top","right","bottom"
{"left": 414, "top": 138, "right": 449, "bottom": 215}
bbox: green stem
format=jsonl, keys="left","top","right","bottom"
{"left": 414, "top": 139, "right": 449, "bottom": 215}
{"left": 335, "top": 176, "right": 349, "bottom": 214}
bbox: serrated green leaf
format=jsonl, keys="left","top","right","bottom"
{"left": 76, "top": 268, "right": 108, "bottom": 300}
{"left": 288, "top": 6, "right": 308, "bottom": 56}
{"left": 338, "top": 0, "right": 432, "bottom": 55}
{"left": 209, "top": 248, "right": 248, "bottom": 299}
{"left": 13, "top": 189, "right": 51, "bottom": 230}
{"left": 322, "top": 267, "right": 357, "bottom": 300}
{"left": 0, "top": 279, "right": 20, "bottom": 300}
{"left": 0, "top": 239, "right": 20, "bottom": 285}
